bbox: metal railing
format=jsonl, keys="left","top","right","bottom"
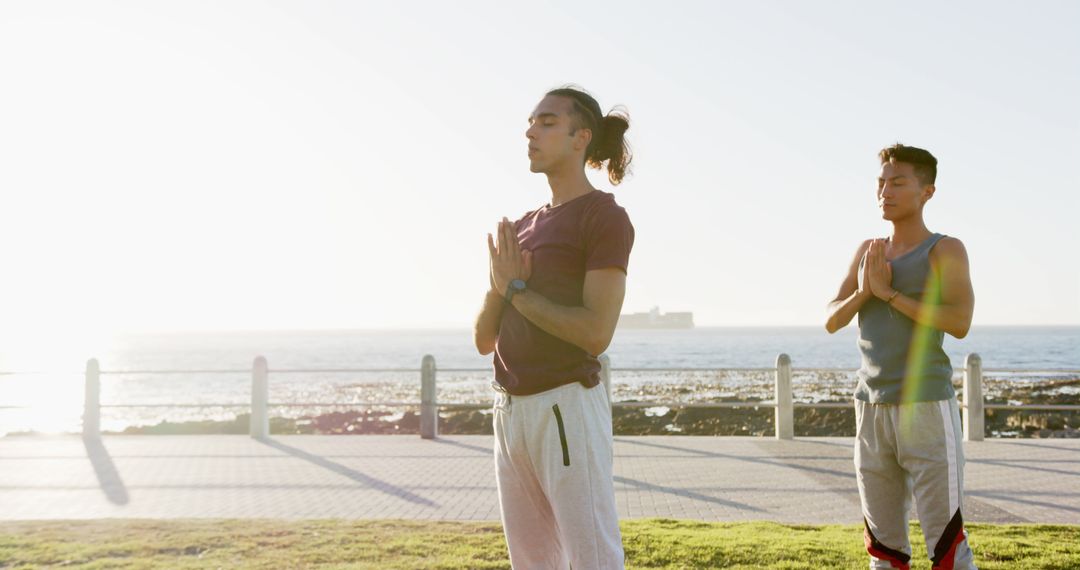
{"left": 5, "top": 352, "right": 1077, "bottom": 442}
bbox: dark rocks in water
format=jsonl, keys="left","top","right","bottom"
{"left": 989, "top": 409, "right": 1080, "bottom": 438}
{"left": 991, "top": 378, "right": 1080, "bottom": 406}
{"left": 667, "top": 407, "right": 770, "bottom": 436}
{"left": 439, "top": 409, "right": 492, "bottom": 434}
{"left": 795, "top": 408, "right": 856, "bottom": 437}
{"left": 113, "top": 411, "right": 401, "bottom": 436}
{"left": 612, "top": 406, "right": 683, "bottom": 435}
{"left": 101, "top": 378, "right": 1078, "bottom": 438}
{"left": 119, "top": 415, "right": 251, "bottom": 435}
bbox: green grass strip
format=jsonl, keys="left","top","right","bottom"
{"left": 1, "top": 519, "right": 1077, "bottom": 569}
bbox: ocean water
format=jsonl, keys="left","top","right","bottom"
{"left": 1, "top": 326, "right": 1076, "bottom": 435}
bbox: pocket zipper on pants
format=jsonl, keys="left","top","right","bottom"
{"left": 552, "top": 403, "right": 570, "bottom": 467}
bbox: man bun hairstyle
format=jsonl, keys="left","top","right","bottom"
{"left": 879, "top": 143, "right": 937, "bottom": 186}
{"left": 547, "top": 85, "right": 633, "bottom": 185}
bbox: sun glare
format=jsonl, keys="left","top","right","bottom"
{"left": 0, "top": 327, "right": 116, "bottom": 435}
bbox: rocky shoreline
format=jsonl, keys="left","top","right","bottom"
{"left": 100, "top": 379, "right": 1079, "bottom": 438}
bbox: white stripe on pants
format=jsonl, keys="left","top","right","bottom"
{"left": 494, "top": 381, "right": 624, "bottom": 569}
{"left": 855, "top": 397, "right": 977, "bottom": 570}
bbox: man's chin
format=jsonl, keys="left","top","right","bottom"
{"left": 881, "top": 212, "right": 911, "bottom": 222}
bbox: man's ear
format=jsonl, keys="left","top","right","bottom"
{"left": 574, "top": 127, "right": 593, "bottom": 152}
{"left": 922, "top": 184, "right": 936, "bottom": 203}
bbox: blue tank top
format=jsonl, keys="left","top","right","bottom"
{"left": 854, "top": 233, "right": 954, "bottom": 404}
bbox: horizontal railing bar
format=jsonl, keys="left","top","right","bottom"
{"left": 268, "top": 402, "right": 418, "bottom": 407}
{"left": 0, "top": 371, "right": 83, "bottom": 376}
{"left": 96, "top": 368, "right": 483, "bottom": 375}
{"left": 99, "top": 402, "right": 423, "bottom": 409}
{"left": 984, "top": 404, "right": 1080, "bottom": 411}
{"left": 92, "top": 367, "right": 787, "bottom": 374}
{"left": 606, "top": 367, "right": 781, "bottom": 372}
{"left": 267, "top": 369, "right": 439, "bottom": 374}
{"left": 614, "top": 401, "right": 776, "bottom": 408}
{"left": 982, "top": 371, "right": 1080, "bottom": 375}
{"left": 11, "top": 402, "right": 1080, "bottom": 412}
{"left": 5, "top": 368, "right": 1077, "bottom": 376}
{"left": 101, "top": 404, "right": 250, "bottom": 408}
{"left": 612, "top": 402, "right": 852, "bottom": 409}
{"left": 100, "top": 370, "right": 251, "bottom": 375}
{"left": 93, "top": 368, "right": 456, "bottom": 375}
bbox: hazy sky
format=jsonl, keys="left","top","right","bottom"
{"left": 1, "top": 0, "right": 1078, "bottom": 341}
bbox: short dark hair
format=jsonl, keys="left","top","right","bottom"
{"left": 879, "top": 143, "right": 937, "bottom": 185}
{"left": 546, "top": 85, "right": 632, "bottom": 185}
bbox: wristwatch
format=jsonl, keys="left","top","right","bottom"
{"left": 504, "top": 279, "right": 527, "bottom": 303}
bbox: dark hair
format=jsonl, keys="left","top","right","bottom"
{"left": 546, "top": 86, "right": 632, "bottom": 185}
{"left": 879, "top": 143, "right": 937, "bottom": 185}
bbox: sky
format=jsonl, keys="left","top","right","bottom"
{"left": 1, "top": 0, "right": 1078, "bottom": 343}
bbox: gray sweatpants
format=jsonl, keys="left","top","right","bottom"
{"left": 855, "top": 398, "right": 977, "bottom": 570}
{"left": 494, "top": 381, "right": 624, "bottom": 569}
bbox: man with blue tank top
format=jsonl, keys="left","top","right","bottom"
{"left": 826, "top": 144, "right": 976, "bottom": 570}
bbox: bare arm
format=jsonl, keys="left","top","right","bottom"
{"left": 825, "top": 239, "right": 874, "bottom": 333}
{"left": 876, "top": 237, "right": 974, "bottom": 338}
{"left": 509, "top": 268, "right": 626, "bottom": 356}
{"left": 473, "top": 287, "right": 503, "bottom": 355}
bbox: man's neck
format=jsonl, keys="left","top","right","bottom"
{"left": 545, "top": 167, "right": 594, "bottom": 207}
{"left": 890, "top": 215, "right": 932, "bottom": 247}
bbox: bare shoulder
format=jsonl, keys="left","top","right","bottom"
{"left": 853, "top": 238, "right": 874, "bottom": 259}
{"left": 930, "top": 236, "right": 969, "bottom": 261}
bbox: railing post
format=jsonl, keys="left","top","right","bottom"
{"left": 421, "top": 355, "right": 437, "bottom": 439}
{"left": 599, "top": 354, "right": 612, "bottom": 408}
{"left": 963, "top": 353, "right": 984, "bottom": 442}
{"left": 83, "top": 359, "right": 100, "bottom": 439}
{"left": 775, "top": 353, "right": 794, "bottom": 440}
{"left": 251, "top": 356, "right": 269, "bottom": 438}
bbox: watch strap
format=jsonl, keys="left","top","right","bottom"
{"left": 504, "top": 279, "right": 526, "bottom": 303}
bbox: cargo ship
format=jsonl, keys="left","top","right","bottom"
{"left": 618, "top": 306, "right": 694, "bottom": 329}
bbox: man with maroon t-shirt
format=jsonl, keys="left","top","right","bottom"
{"left": 474, "top": 86, "right": 634, "bottom": 570}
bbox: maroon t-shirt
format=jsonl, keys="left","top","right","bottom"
{"left": 493, "top": 190, "right": 634, "bottom": 395}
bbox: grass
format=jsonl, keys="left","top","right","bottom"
{"left": 0, "top": 519, "right": 1078, "bottom": 569}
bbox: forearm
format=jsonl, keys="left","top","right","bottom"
{"left": 510, "top": 290, "right": 612, "bottom": 356}
{"left": 473, "top": 290, "right": 504, "bottom": 355}
{"left": 886, "top": 291, "right": 973, "bottom": 338}
{"left": 825, "top": 291, "right": 870, "bottom": 333}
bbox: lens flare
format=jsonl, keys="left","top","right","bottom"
{"left": 899, "top": 269, "right": 944, "bottom": 432}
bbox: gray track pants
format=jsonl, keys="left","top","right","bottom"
{"left": 855, "top": 397, "right": 977, "bottom": 570}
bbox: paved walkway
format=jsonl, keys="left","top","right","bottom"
{"left": 1, "top": 435, "right": 1077, "bottom": 523}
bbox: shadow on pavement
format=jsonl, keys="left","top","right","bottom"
{"left": 618, "top": 438, "right": 856, "bottom": 480}
{"left": 613, "top": 476, "right": 766, "bottom": 513}
{"left": 255, "top": 437, "right": 438, "bottom": 508}
{"left": 428, "top": 437, "right": 493, "bottom": 455}
{"left": 83, "top": 435, "right": 129, "bottom": 505}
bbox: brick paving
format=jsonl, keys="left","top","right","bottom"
{"left": 1, "top": 435, "right": 1076, "bottom": 523}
